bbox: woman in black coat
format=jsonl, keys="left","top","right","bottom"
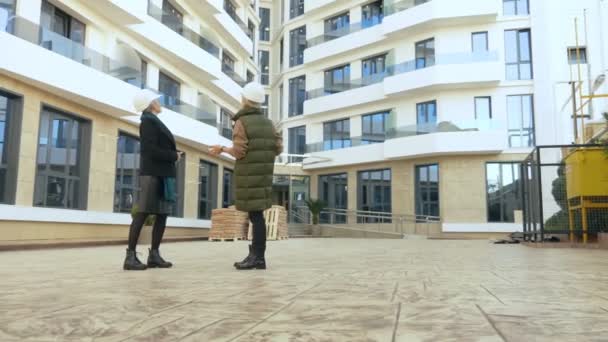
{"left": 124, "top": 89, "right": 183, "bottom": 271}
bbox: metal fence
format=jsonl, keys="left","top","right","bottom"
{"left": 522, "top": 144, "right": 608, "bottom": 242}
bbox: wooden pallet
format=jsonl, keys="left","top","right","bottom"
{"left": 209, "top": 237, "right": 243, "bottom": 242}
{"left": 248, "top": 206, "right": 288, "bottom": 241}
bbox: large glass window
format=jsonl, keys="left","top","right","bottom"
{"left": 472, "top": 31, "right": 488, "bottom": 53}
{"left": 486, "top": 163, "right": 523, "bottom": 222}
{"left": 0, "top": 0, "right": 16, "bottom": 32}
{"left": 258, "top": 50, "right": 270, "bottom": 85}
{"left": 35, "top": 107, "right": 91, "bottom": 209}
{"left": 503, "top": 0, "right": 529, "bottom": 16}
{"left": 223, "top": 168, "right": 234, "bottom": 208}
{"left": 0, "top": 91, "right": 22, "bottom": 204}
{"left": 568, "top": 47, "right": 588, "bottom": 65}
{"left": 259, "top": 7, "right": 270, "bottom": 41}
{"left": 262, "top": 95, "right": 269, "bottom": 117}
{"left": 288, "top": 125, "right": 306, "bottom": 162}
{"left": 279, "top": 84, "right": 284, "bottom": 117}
{"left": 220, "top": 108, "right": 233, "bottom": 140}
{"left": 290, "top": 0, "right": 304, "bottom": 19}
{"left": 324, "top": 64, "right": 351, "bottom": 94}
{"left": 198, "top": 160, "right": 218, "bottom": 219}
{"left": 475, "top": 96, "right": 492, "bottom": 120}
{"left": 415, "top": 164, "right": 439, "bottom": 218}
{"left": 41, "top": 0, "right": 86, "bottom": 44}
{"left": 362, "top": 111, "right": 389, "bottom": 144}
{"left": 289, "top": 26, "right": 306, "bottom": 67}
{"left": 323, "top": 119, "right": 351, "bottom": 151}
{"left": 325, "top": 12, "right": 350, "bottom": 33}
{"left": 319, "top": 173, "right": 348, "bottom": 224}
{"left": 507, "top": 94, "right": 535, "bottom": 147}
{"left": 416, "top": 100, "right": 437, "bottom": 126}
{"left": 358, "top": 169, "right": 391, "bottom": 223}
{"left": 415, "top": 38, "right": 435, "bottom": 69}
{"left": 362, "top": 54, "right": 386, "bottom": 83}
{"left": 362, "top": 1, "right": 383, "bottom": 28}
{"left": 505, "top": 29, "right": 532, "bottom": 80}
{"left": 170, "top": 154, "right": 186, "bottom": 217}
{"left": 114, "top": 133, "right": 140, "bottom": 213}
{"left": 288, "top": 76, "right": 306, "bottom": 117}
{"left": 161, "top": 0, "right": 183, "bottom": 29}
{"left": 159, "top": 71, "right": 180, "bottom": 106}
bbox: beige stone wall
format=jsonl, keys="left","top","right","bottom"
{"left": 0, "top": 74, "right": 235, "bottom": 229}
{"left": 305, "top": 153, "right": 528, "bottom": 224}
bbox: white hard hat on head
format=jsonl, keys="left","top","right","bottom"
{"left": 241, "top": 82, "right": 265, "bottom": 104}
{"left": 133, "top": 89, "right": 161, "bottom": 112}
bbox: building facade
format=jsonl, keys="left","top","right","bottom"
{"left": 0, "top": 0, "right": 260, "bottom": 242}
{"left": 260, "top": 0, "right": 608, "bottom": 234}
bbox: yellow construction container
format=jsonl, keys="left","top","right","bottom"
{"left": 564, "top": 147, "right": 608, "bottom": 243}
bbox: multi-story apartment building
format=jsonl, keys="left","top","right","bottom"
{"left": 0, "top": 0, "right": 259, "bottom": 242}
{"left": 261, "top": 0, "right": 608, "bottom": 234}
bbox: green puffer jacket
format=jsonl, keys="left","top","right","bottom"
{"left": 233, "top": 107, "right": 279, "bottom": 212}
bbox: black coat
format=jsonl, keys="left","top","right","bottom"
{"left": 139, "top": 111, "right": 178, "bottom": 177}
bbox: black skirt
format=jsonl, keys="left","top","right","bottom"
{"left": 137, "top": 176, "right": 172, "bottom": 215}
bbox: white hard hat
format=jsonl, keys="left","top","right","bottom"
{"left": 241, "top": 82, "right": 265, "bottom": 104}
{"left": 133, "top": 89, "right": 161, "bottom": 112}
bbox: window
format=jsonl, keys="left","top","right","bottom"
{"left": 198, "top": 160, "right": 218, "bottom": 219}
{"left": 35, "top": 107, "right": 91, "bottom": 209}
{"left": 415, "top": 38, "right": 435, "bottom": 69}
{"left": 472, "top": 31, "right": 488, "bottom": 53}
{"left": 222, "top": 51, "right": 236, "bottom": 74}
{"left": 415, "top": 164, "right": 439, "bottom": 218}
{"left": 0, "top": 91, "right": 22, "bottom": 204}
{"left": 247, "top": 70, "right": 255, "bottom": 83}
{"left": 362, "top": 111, "right": 389, "bottom": 144}
{"left": 568, "top": 47, "right": 588, "bottom": 64}
{"left": 279, "top": 38, "right": 284, "bottom": 70}
{"left": 486, "top": 163, "right": 523, "bottom": 222}
{"left": 319, "top": 173, "right": 348, "bottom": 224}
{"left": 416, "top": 100, "right": 437, "bottom": 126}
{"left": 259, "top": 7, "right": 270, "bottom": 41}
{"left": 169, "top": 153, "right": 185, "bottom": 217}
{"left": 41, "top": 0, "right": 86, "bottom": 44}
{"left": 262, "top": 95, "right": 269, "bottom": 117}
{"left": 507, "top": 94, "right": 535, "bottom": 147}
{"left": 362, "top": 54, "right": 387, "bottom": 84}
{"left": 0, "top": 0, "right": 16, "bottom": 33}
{"left": 220, "top": 108, "right": 233, "bottom": 140}
{"left": 289, "top": 26, "right": 306, "bottom": 67}
{"left": 161, "top": 0, "right": 183, "bottom": 29}
{"left": 290, "top": 0, "right": 304, "bottom": 19}
{"left": 288, "top": 125, "right": 306, "bottom": 162}
{"left": 362, "top": 1, "right": 383, "bottom": 28}
{"left": 279, "top": 84, "right": 284, "bottom": 117}
{"left": 358, "top": 169, "right": 391, "bottom": 223}
{"left": 324, "top": 64, "right": 351, "bottom": 94}
{"left": 158, "top": 71, "right": 180, "bottom": 106}
{"left": 247, "top": 19, "right": 255, "bottom": 41}
{"left": 114, "top": 133, "right": 140, "bottom": 213}
{"left": 258, "top": 50, "right": 269, "bottom": 85}
{"left": 323, "top": 119, "right": 351, "bottom": 151}
{"left": 288, "top": 76, "right": 306, "bottom": 117}
{"left": 505, "top": 29, "right": 532, "bottom": 80}
{"left": 224, "top": 0, "right": 237, "bottom": 19}
{"left": 325, "top": 12, "right": 350, "bottom": 33}
{"left": 223, "top": 168, "right": 234, "bottom": 208}
{"left": 475, "top": 97, "right": 492, "bottom": 120}
{"left": 140, "top": 60, "right": 148, "bottom": 89}
{"left": 503, "top": 0, "right": 529, "bottom": 16}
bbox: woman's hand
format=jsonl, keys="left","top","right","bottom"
{"left": 209, "top": 145, "right": 223, "bottom": 156}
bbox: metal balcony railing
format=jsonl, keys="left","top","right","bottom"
{"left": 148, "top": 1, "right": 220, "bottom": 58}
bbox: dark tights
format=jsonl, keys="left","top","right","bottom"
{"left": 128, "top": 213, "right": 168, "bottom": 251}
{"left": 249, "top": 211, "right": 266, "bottom": 255}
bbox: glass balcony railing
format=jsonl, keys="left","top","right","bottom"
{"left": 148, "top": 1, "right": 220, "bottom": 58}
{"left": 307, "top": 15, "right": 385, "bottom": 48}
{"left": 386, "top": 119, "right": 503, "bottom": 140}
{"left": 224, "top": 6, "right": 249, "bottom": 35}
{"left": 6, "top": 16, "right": 143, "bottom": 87}
{"left": 383, "top": 0, "right": 431, "bottom": 17}
{"left": 306, "top": 136, "right": 388, "bottom": 153}
{"left": 159, "top": 95, "right": 217, "bottom": 127}
{"left": 222, "top": 64, "right": 247, "bottom": 86}
{"left": 306, "top": 51, "right": 498, "bottom": 100}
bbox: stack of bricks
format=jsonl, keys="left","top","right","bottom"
{"left": 209, "top": 207, "right": 249, "bottom": 240}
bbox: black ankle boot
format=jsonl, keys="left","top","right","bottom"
{"left": 234, "top": 249, "right": 266, "bottom": 270}
{"left": 234, "top": 245, "right": 254, "bottom": 267}
{"left": 124, "top": 249, "right": 147, "bottom": 271}
{"left": 147, "top": 248, "right": 173, "bottom": 268}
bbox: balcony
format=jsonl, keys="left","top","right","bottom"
{"left": 85, "top": 0, "right": 146, "bottom": 25}
{"left": 305, "top": 21, "right": 385, "bottom": 63}
{"left": 147, "top": 1, "right": 220, "bottom": 59}
{"left": 158, "top": 95, "right": 217, "bottom": 128}
{"left": 383, "top": 0, "right": 498, "bottom": 37}
{"left": 222, "top": 64, "right": 247, "bottom": 86}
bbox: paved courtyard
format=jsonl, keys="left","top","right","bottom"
{"left": 1, "top": 238, "right": 607, "bottom": 342}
